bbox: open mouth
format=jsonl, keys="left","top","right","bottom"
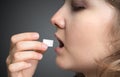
{"left": 55, "top": 34, "right": 64, "bottom": 48}
{"left": 58, "top": 39, "right": 64, "bottom": 48}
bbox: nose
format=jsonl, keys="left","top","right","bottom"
{"left": 51, "top": 7, "right": 65, "bottom": 29}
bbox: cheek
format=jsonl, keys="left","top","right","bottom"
{"left": 65, "top": 13, "right": 112, "bottom": 66}
{"left": 66, "top": 15, "right": 107, "bottom": 51}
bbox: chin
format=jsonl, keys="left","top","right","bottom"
{"left": 56, "top": 57, "right": 95, "bottom": 73}
{"left": 55, "top": 57, "right": 75, "bottom": 71}
{"left": 56, "top": 60, "right": 82, "bottom": 73}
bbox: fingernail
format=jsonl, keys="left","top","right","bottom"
{"left": 41, "top": 44, "right": 48, "bottom": 50}
{"left": 27, "top": 63, "right": 32, "bottom": 67}
{"left": 38, "top": 54, "right": 43, "bottom": 60}
{"left": 33, "top": 33, "right": 39, "bottom": 38}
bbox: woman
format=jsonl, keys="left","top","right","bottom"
{"left": 6, "top": 0, "right": 120, "bottom": 77}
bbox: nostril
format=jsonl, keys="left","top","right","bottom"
{"left": 55, "top": 23, "right": 60, "bottom": 28}
{"left": 51, "top": 18, "right": 65, "bottom": 29}
{"left": 54, "top": 19, "right": 65, "bottom": 29}
{"left": 50, "top": 14, "right": 65, "bottom": 29}
{"left": 55, "top": 23, "right": 65, "bottom": 29}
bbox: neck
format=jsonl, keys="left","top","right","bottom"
{"left": 84, "top": 69, "right": 99, "bottom": 77}
{"left": 83, "top": 67, "right": 99, "bottom": 77}
{"left": 84, "top": 72, "right": 97, "bottom": 77}
{"left": 74, "top": 71, "right": 98, "bottom": 77}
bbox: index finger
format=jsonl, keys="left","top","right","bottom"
{"left": 11, "top": 32, "right": 40, "bottom": 45}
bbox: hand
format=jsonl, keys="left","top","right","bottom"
{"left": 6, "top": 32, "right": 48, "bottom": 77}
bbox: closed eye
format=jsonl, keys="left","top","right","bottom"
{"left": 71, "top": 0, "right": 86, "bottom": 12}
{"left": 72, "top": 5, "right": 85, "bottom": 11}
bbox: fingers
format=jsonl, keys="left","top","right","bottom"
{"left": 15, "top": 41, "right": 48, "bottom": 52}
{"left": 11, "top": 32, "right": 39, "bottom": 46}
{"left": 9, "top": 32, "right": 48, "bottom": 62}
{"left": 14, "top": 51, "right": 43, "bottom": 62}
{"left": 9, "top": 52, "right": 43, "bottom": 72}
{"left": 7, "top": 32, "right": 48, "bottom": 73}
{"left": 9, "top": 62, "right": 32, "bottom": 72}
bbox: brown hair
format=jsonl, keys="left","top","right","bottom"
{"left": 74, "top": 0, "right": 120, "bottom": 77}
{"left": 100, "top": 0, "right": 120, "bottom": 77}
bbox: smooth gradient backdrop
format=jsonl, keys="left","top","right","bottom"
{"left": 0, "top": 0, "right": 75, "bottom": 77}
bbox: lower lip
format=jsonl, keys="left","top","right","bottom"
{"left": 54, "top": 47, "right": 64, "bottom": 54}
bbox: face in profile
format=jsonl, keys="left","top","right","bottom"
{"left": 51, "top": 0, "right": 116, "bottom": 73}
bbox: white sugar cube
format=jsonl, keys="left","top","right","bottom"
{"left": 43, "top": 39, "right": 54, "bottom": 47}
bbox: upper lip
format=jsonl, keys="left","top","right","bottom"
{"left": 55, "top": 33, "right": 59, "bottom": 39}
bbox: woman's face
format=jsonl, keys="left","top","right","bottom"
{"left": 51, "top": 0, "right": 116, "bottom": 73}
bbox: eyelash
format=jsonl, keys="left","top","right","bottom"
{"left": 72, "top": 4, "right": 85, "bottom": 11}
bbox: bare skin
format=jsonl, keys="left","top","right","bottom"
{"left": 6, "top": 32, "right": 48, "bottom": 77}
{"left": 6, "top": 0, "right": 117, "bottom": 77}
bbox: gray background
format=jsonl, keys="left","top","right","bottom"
{"left": 0, "top": 0, "right": 75, "bottom": 77}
